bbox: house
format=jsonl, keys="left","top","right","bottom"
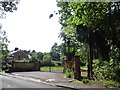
{"left": 6, "top": 48, "right": 40, "bottom": 72}
{"left": 8, "top": 48, "right": 31, "bottom": 60}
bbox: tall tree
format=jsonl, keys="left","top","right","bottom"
{"left": 50, "top": 43, "right": 60, "bottom": 61}
{"left": 0, "top": 24, "right": 9, "bottom": 69}
{"left": 56, "top": 1, "right": 120, "bottom": 80}
{"left": 0, "top": 0, "right": 20, "bottom": 69}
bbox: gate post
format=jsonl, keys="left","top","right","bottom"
{"left": 34, "top": 61, "right": 40, "bottom": 71}
{"left": 74, "top": 56, "right": 81, "bottom": 80}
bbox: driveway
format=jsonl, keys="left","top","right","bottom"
{"left": 12, "top": 71, "right": 72, "bottom": 82}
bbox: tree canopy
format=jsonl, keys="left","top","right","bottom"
{"left": 0, "top": 0, "right": 19, "bottom": 18}
{"left": 55, "top": 2, "right": 120, "bottom": 81}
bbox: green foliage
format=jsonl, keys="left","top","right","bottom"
{"left": 82, "top": 79, "right": 90, "bottom": 83}
{"left": 0, "top": 1, "right": 19, "bottom": 18}
{"left": 0, "top": 69, "right": 5, "bottom": 72}
{"left": 72, "top": 79, "right": 81, "bottom": 83}
{"left": 65, "top": 69, "right": 74, "bottom": 78}
{"left": 116, "top": 25, "right": 120, "bottom": 30}
{"left": 80, "top": 66, "right": 87, "bottom": 70}
{"left": 93, "top": 58, "right": 120, "bottom": 82}
{"left": 56, "top": 2, "right": 120, "bottom": 81}
{"left": 43, "top": 54, "right": 51, "bottom": 63}
{"left": 101, "top": 80, "right": 120, "bottom": 88}
{"left": 42, "top": 54, "right": 54, "bottom": 66}
{"left": 53, "top": 61, "right": 63, "bottom": 67}
{"left": 0, "top": 25, "right": 10, "bottom": 70}
{"left": 50, "top": 43, "right": 60, "bottom": 61}
{"left": 37, "top": 52, "right": 44, "bottom": 60}
{"left": 0, "top": 0, "right": 19, "bottom": 69}
{"left": 30, "top": 52, "right": 38, "bottom": 62}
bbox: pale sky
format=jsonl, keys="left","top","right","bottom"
{"left": 1, "top": 0, "right": 62, "bottom": 52}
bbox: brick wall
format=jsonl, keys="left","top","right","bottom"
{"left": 64, "top": 56, "right": 81, "bottom": 79}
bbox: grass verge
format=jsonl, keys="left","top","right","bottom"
{"left": 41, "top": 66, "right": 87, "bottom": 71}
{"left": 72, "top": 79, "right": 82, "bottom": 83}
{"left": 100, "top": 80, "right": 120, "bottom": 88}
{"left": 71, "top": 78, "right": 120, "bottom": 88}
{"left": 0, "top": 69, "right": 5, "bottom": 72}
{"left": 88, "top": 80, "right": 120, "bottom": 88}
{"left": 40, "top": 66, "right": 63, "bottom": 71}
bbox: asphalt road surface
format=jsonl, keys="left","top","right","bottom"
{"left": 0, "top": 75, "right": 70, "bottom": 89}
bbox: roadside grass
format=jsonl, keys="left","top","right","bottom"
{"left": 40, "top": 66, "right": 87, "bottom": 71}
{"left": 40, "top": 66, "right": 64, "bottom": 71}
{"left": 87, "top": 80, "right": 120, "bottom": 88}
{"left": 100, "top": 80, "right": 120, "bottom": 88}
{"left": 41, "top": 66, "right": 120, "bottom": 88}
{"left": 0, "top": 69, "right": 5, "bottom": 72}
{"left": 71, "top": 78, "right": 120, "bottom": 88}
{"left": 72, "top": 79, "right": 82, "bottom": 83}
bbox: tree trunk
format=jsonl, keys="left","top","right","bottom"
{"left": 87, "top": 30, "right": 93, "bottom": 79}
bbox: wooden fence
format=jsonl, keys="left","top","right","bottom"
{"left": 10, "top": 61, "right": 40, "bottom": 72}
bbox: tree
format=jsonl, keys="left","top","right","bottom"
{"left": 50, "top": 43, "right": 60, "bottom": 61}
{"left": 37, "top": 52, "right": 44, "bottom": 60}
{"left": 42, "top": 54, "right": 52, "bottom": 66}
{"left": 0, "top": 24, "right": 9, "bottom": 69}
{"left": 0, "top": 0, "right": 19, "bottom": 18}
{"left": 0, "top": 0, "right": 20, "bottom": 69}
{"left": 56, "top": 2, "right": 120, "bottom": 81}
{"left": 30, "top": 53, "right": 38, "bottom": 62}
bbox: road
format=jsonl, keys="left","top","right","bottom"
{"left": 0, "top": 75, "right": 70, "bottom": 89}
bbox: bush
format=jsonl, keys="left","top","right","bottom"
{"left": 101, "top": 80, "right": 120, "bottom": 88}
{"left": 82, "top": 79, "right": 90, "bottom": 83}
{"left": 93, "top": 59, "right": 120, "bottom": 82}
{"left": 53, "top": 61, "right": 63, "bottom": 67}
{"left": 65, "top": 69, "right": 74, "bottom": 78}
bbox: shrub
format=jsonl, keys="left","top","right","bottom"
{"left": 53, "top": 61, "right": 63, "bottom": 67}
{"left": 93, "top": 59, "right": 120, "bottom": 82}
{"left": 65, "top": 69, "right": 74, "bottom": 78}
{"left": 101, "top": 80, "right": 120, "bottom": 88}
{"left": 82, "top": 79, "right": 90, "bottom": 83}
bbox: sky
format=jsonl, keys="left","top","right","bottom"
{"left": 1, "top": 0, "right": 62, "bottom": 52}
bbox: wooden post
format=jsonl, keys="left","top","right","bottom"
{"left": 34, "top": 61, "right": 40, "bottom": 71}
{"left": 63, "top": 60, "right": 67, "bottom": 73}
